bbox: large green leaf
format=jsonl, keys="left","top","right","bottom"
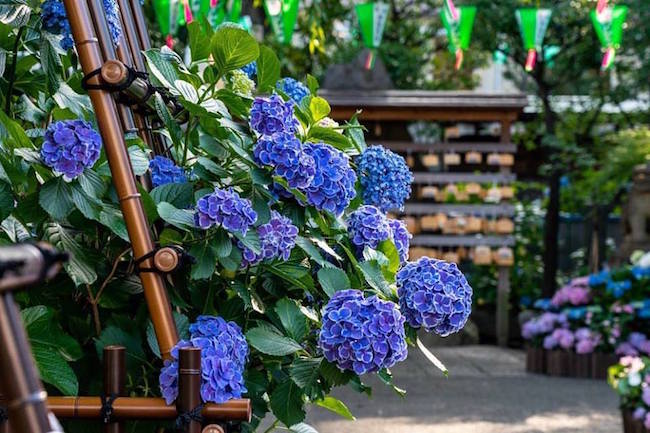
{"left": 40, "top": 33, "right": 62, "bottom": 95}
{"left": 377, "top": 239, "right": 400, "bottom": 282}
{"left": 211, "top": 27, "right": 259, "bottom": 76}
{"left": 246, "top": 326, "right": 302, "bottom": 356}
{"left": 0, "top": 109, "right": 32, "bottom": 149}
{"left": 0, "top": 3, "right": 30, "bottom": 27}
{"left": 317, "top": 267, "right": 351, "bottom": 298}
{"left": 189, "top": 240, "right": 217, "bottom": 280}
{"left": 275, "top": 298, "right": 307, "bottom": 341}
{"left": 314, "top": 396, "right": 355, "bottom": 420}
{"left": 157, "top": 202, "right": 195, "bottom": 229}
{"left": 95, "top": 326, "right": 146, "bottom": 369}
{"left": 70, "top": 183, "right": 101, "bottom": 220}
{"left": 150, "top": 182, "right": 193, "bottom": 208}
{"left": 358, "top": 260, "right": 392, "bottom": 297}
{"left": 0, "top": 181, "right": 14, "bottom": 221}
{"left": 288, "top": 423, "right": 319, "bottom": 433}
{"left": 309, "top": 97, "right": 331, "bottom": 123}
{"left": 143, "top": 49, "right": 179, "bottom": 89}
{"left": 289, "top": 357, "right": 322, "bottom": 396}
{"left": 256, "top": 45, "right": 280, "bottom": 92}
{"left": 23, "top": 306, "right": 82, "bottom": 362}
{"left": 77, "top": 169, "right": 107, "bottom": 198}
{"left": 32, "top": 345, "right": 78, "bottom": 396}
{"left": 188, "top": 21, "right": 212, "bottom": 62}
{"left": 39, "top": 178, "right": 74, "bottom": 220}
{"left": 307, "top": 126, "right": 355, "bottom": 154}
{"left": 44, "top": 223, "right": 97, "bottom": 286}
{"left": 270, "top": 379, "right": 306, "bottom": 427}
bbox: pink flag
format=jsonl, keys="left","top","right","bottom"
{"left": 445, "top": 0, "right": 459, "bottom": 21}
{"left": 596, "top": 0, "right": 608, "bottom": 14}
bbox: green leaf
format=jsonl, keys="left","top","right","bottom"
{"left": 246, "top": 326, "right": 302, "bottom": 356}
{"left": 344, "top": 114, "right": 366, "bottom": 153}
{"left": 234, "top": 229, "right": 261, "bottom": 255}
{"left": 0, "top": 3, "right": 30, "bottom": 27}
{"left": 197, "top": 156, "right": 228, "bottom": 178}
{"left": 95, "top": 326, "right": 146, "bottom": 369}
{"left": 78, "top": 169, "right": 107, "bottom": 198}
{"left": 157, "top": 202, "right": 195, "bottom": 229}
{"left": 52, "top": 83, "right": 92, "bottom": 119}
{"left": 188, "top": 21, "right": 212, "bottom": 62}
{"left": 150, "top": 182, "right": 193, "bottom": 208}
{"left": 377, "top": 369, "right": 407, "bottom": 397}
{"left": 256, "top": 45, "right": 281, "bottom": 92}
{"left": 377, "top": 239, "right": 400, "bottom": 282}
{"left": 295, "top": 236, "right": 330, "bottom": 268}
{"left": 0, "top": 181, "right": 14, "bottom": 221}
{"left": 154, "top": 94, "right": 183, "bottom": 149}
{"left": 416, "top": 337, "right": 448, "bottom": 376}
{"left": 308, "top": 126, "right": 355, "bottom": 154}
{"left": 43, "top": 222, "right": 97, "bottom": 286}
{"left": 289, "top": 423, "right": 319, "bottom": 433}
{"left": 212, "top": 229, "right": 233, "bottom": 258}
{"left": 39, "top": 178, "right": 74, "bottom": 220}
{"left": 23, "top": 306, "right": 82, "bottom": 362}
{"left": 314, "top": 396, "right": 355, "bottom": 420}
{"left": 211, "top": 27, "right": 259, "bottom": 76}
{"left": 358, "top": 260, "right": 392, "bottom": 297}
{"left": 99, "top": 204, "right": 129, "bottom": 241}
{"left": 317, "top": 267, "right": 350, "bottom": 298}
{"left": 320, "top": 360, "right": 354, "bottom": 386}
{"left": 32, "top": 345, "right": 78, "bottom": 395}
{"left": 189, "top": 240, "right": 217, "bottom": 280}
{"left": 70, "top": 184, "right": 101, "bottom": 220}
{"left": 306, "top": 75, "right": 319, "bottom": 94}
{"left": 41, "top": 33, "right": 62, "bottom": 95}
{"left": 0, "top": 109, "right": 32, "bottom": 149}
{"left": 289, "top": 357, "right": 322, "bottom": 395}
{"left": 275, "top": 298, "right": 308, "bottom": 342}
{"left": 128, "top": 145, "right": 150, "bottom": 176}
{"left": 270, "top": 379, "right": 306, "bottom": 427}
{"left": 143, "top": 49, "right": 179, "bottom": 89}
{"left": 309, "top": 97, "right": 331, "bottom": 123}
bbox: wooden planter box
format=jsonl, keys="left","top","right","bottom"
{"left": 592, "top": 352, "right": 619, "bottom": 380}
{"left": 546, "top": 350, "right": 570, "bottom": 377}
{"left": 525, "top": 346, "right": 546, "bottom": 374}
{"left": 622, "top": 409, "right": 648, "bottom": 433}
{"left": 568, "top": 352, "right": 592, "bottom": 378}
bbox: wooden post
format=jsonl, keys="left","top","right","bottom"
{"left": 103, "top": 346, "right": 125, "bottom": 433}
{"left": 178, "top": 348, "right": 202, "bottom": 433}
{"left": 496, "top": 118, "right": 513, "bottom": 347}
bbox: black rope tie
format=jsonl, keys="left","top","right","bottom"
{"left": 175, "top": 403, "right": 204, "bottom": 430}
{"left": 0, "top": 405, "right": 7, "bottom": 424}
{"left": 99, "top": 393, "right": 118, "bottom": 424}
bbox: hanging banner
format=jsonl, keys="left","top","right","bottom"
{"left": 356, "top": 1, "right": 389, "bottom": 69}
{"left": 208, "top": 0, "right": 243, "bottom": 28}
{"left": 153, "top": 0, "right": 180, "bottom": 47}
{"left": 515, "top": 8, "right": 552, "bottom": 72}
{"left": 591, "top": 5, "right": 627, "bottom": 70}
{"left": 441, "top": 3, "right": 477, "bottom": 69}
{"left": 264, "top": 0, "right": 300, "bottom": 45}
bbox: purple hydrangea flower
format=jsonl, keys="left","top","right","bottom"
{"left": 551, "top": 328, "right": 575, "bottom": 350}
{"left": 249, "top": 95, "right": 298, "bottom": 136}
{"left": 634, "top": 408, "right": 647, "bottom": 421}
{"left": 543, "top": 334, "right": 558, "bottom": 350}
{"left": 318, "top": 290, "right": 408, "bottom": 375}
{"left": 346, "top": 205, "right": 391, "bottom": 251}
{"left": 356, "top": 145, "right": 413, "bottom": 212}
{"left": 240, "top": 61, "right": 257, "bottom": 79}
{"left": 301, "top": 142, "right": 357, "bottom": 216}
{"left": 149, "top": 156, "right": 187, "bottom": 187}
{"left": 41, "top": 0, "right": 121, "bottom": 50}
{"left": 388, "top": 219, "right": 411, "bottom": 264}
{"left": 396, "top": 257, "right": 472, "bottom": 337}
{"left": 643, "top": 388, "right": 650, "bottom": 407}
{"left": 239, "top": 211, "right": 299, "bottom": 267}
{"left": 521, "top": 312, "right": 568, "bottom": 340}
{"left": 194, "top": 188, "right": 257, "bottom": 235}
{"left": 40, "top": 119, "right": 102, "bottom": 180}
{"left": 276, "top": 78, "right": 310, "bottom": 104}
{"left": 254, "top": 132, "right": 315, "bottom": 189}
{"left": 616, "top": 342, "right": 640, "bottom": 357}
{"left": 575, "top": 338, "right": 598, "bottom": 354}
{"left": 159, "top": 316, "right": 248, "bottom": 405}
{"left": 551, "top": 279, "right": 592, "bottom": 307}
{"left": 629, "top": 332, "right": 648, "bottom": 349}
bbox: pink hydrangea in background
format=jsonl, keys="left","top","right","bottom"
{"left": 551, "top": 278, "right": 592, "bottom": 307}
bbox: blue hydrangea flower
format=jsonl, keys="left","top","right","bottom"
{"left": 40, "top": 119, "right": 102, "bottom": 180}
{"left": 356, "top": 145, "right": 413, "bottom": 212}
{"left": 607, "top": 280, "right": 631, "bottom": 298}
{"left": 301, "top": 142, "right": 357, "bottom": 216}
{"left": 41, "top": 0, "right": 122, "bottom": 50}
{"left": 254, "top": 132, "right": 315, "bottom": 189}
{"left": 632, "top": 266, "right": 650, "bottom": 280}
{"left": 194, "top": 188, "right": 257, "bottom": 235}
{"left": 318, "top": 290, "right": 408, "bottom": 375}
{"left": 396, "top": 257, "right": 472, "bottom": 337}
{"left": 533, "top": 298, "right": 553, "bottom": 311}
{"left": 388, "top": 219, "right": 411, "bottom": 264}
{"left": 588, "top": 269, "right": 611, "bottom": 286}
{"left": 159, "top": 316, "right": 248, "bottom": 405}
{"left": 240, "top": 62, "right": 257, "bottom": 79}
{"left": 249, "top": 95, "right": 298, "bottom": 136}
{"left": 347, "top": 205, "right": 391, "bottom": 251}
{"left": 276, "top": 78, "right": 310, "bottom": 104}
{"left": 239, "top": 211, "right": 299, "bottom": 267}
{"left": 149, "top": 156, "right": 186, "bottom": 187}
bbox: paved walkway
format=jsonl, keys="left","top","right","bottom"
{"left": 305, "top": 345, "right": 621, "bottom": 433}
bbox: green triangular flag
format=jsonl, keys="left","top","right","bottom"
{"left": 153, "top": 0, "right": 180, "bottom": 46}
{"left": 264, "top": 0, "right": 300, "bottom": 45}
{"left": 208, "top": 0, "right": 243, "bottom": 28}
{"left": 441, "top": 5, "right": 476, "bottom": 69}
{"left": 515, "top": 8, "right": 552, "bottom": 71}
{"left": 356, "top": 1, "right": 389, "bottom": 69}
{"left": 590, "top": 5, "right": 627, "bottom": 70}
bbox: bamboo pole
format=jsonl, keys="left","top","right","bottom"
{"left": 102, "top": 346, "right": 125, "bottom": 433}
{"left": 46, "top": 398, "right": 251, "bottom": 422}
{"left": 178, "top": 348, "right": 203, "bottom": 433}
{"left": 62, "top": 0, "right": 178, "bottom": 358}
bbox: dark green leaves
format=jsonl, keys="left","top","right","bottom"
{"left": 256, "top": 46, "right": 280, "bottom": 92}
{"left": 0, "top": 181, "right": 14, "bottom": 221}
{"left": 246, "top": 326, "right": 302, "bottom": 356}
{"left": 157, "top": 202, "right": 195, "bottom": 229}
{"left": 39, "top": 178, "right": 73, "bottom": 220}
{"left": 41, "top": 34, "right": 62, "bottom": 95}
{"left": 0, "top": 3, "right": 30, "bottom": 27}
{"left": 150, "top": 182, "right": 193, "bottom": 208}
{"left": 317, "top": 267, "right": 350, "bottom": 298}
{"left": 187, "top": 20, "right": 212, "bottom": 62}
{"left": 275, "top": 299, "right": 308, "bottom": 341}
{"left": 270, "top": 379, "right": 305, "bottom": 427}
{"left": 44, "top": 222, "right": 97, "bottom": 286}
{"left": 211, "top": 27, "right": 259, "bottom": 77}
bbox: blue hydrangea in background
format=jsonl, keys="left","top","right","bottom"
{"left": 276, "top": 78, "right": 310, "bottom": 104}
{"left": 254, "top": 132, "right": 315, "bottom": 189}
{"left": 249, "top": 95, "right": 298, "bottom": 136}
{"left": 240, "top": 211, "right": 299, "bottom": 267}
{"left": 301, "top": 142, "right": 357, "bottom": 216}
{"left": 318, "top": 290, "right": 408, "bottom": 375}
{"left": 607, "top": 279, "right": 631, "bottom": 298}
{"left": 388, "top": 219, "right": 411, "bottom": 264}
{"left": 240, "top": 61, "right": 257, "bottom": 79}
{"left": 159, "top": 316, "right": 248, "bottom": 404}
{"left": 588, "top": 269, "right": 611, "bottom": 286}
{"left": 347, "top": 205, "right": 391, "bottom": 251}
{"left": 149, "top": 156, "right": 186, "bottom": 187}
{"left": 397, "top": 257, "right": 472, "bottom": 337}
{"left": 195, "top": 188, "right": 257, "bottom": 234}
{"left": 533, "top": 298, "right": 554, "bottom": 311}
{"left": 356, "top": 145, "right": 413, "bottom": 212}
{"left": 41, "top": 0, "right": 122, "bottom": 50}
{"left": 40, "top": 120, "right": 102, "bottom": 180}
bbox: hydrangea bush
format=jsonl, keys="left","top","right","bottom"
{"left": 0, "top": 14, "right": 473, "bottom": 433}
